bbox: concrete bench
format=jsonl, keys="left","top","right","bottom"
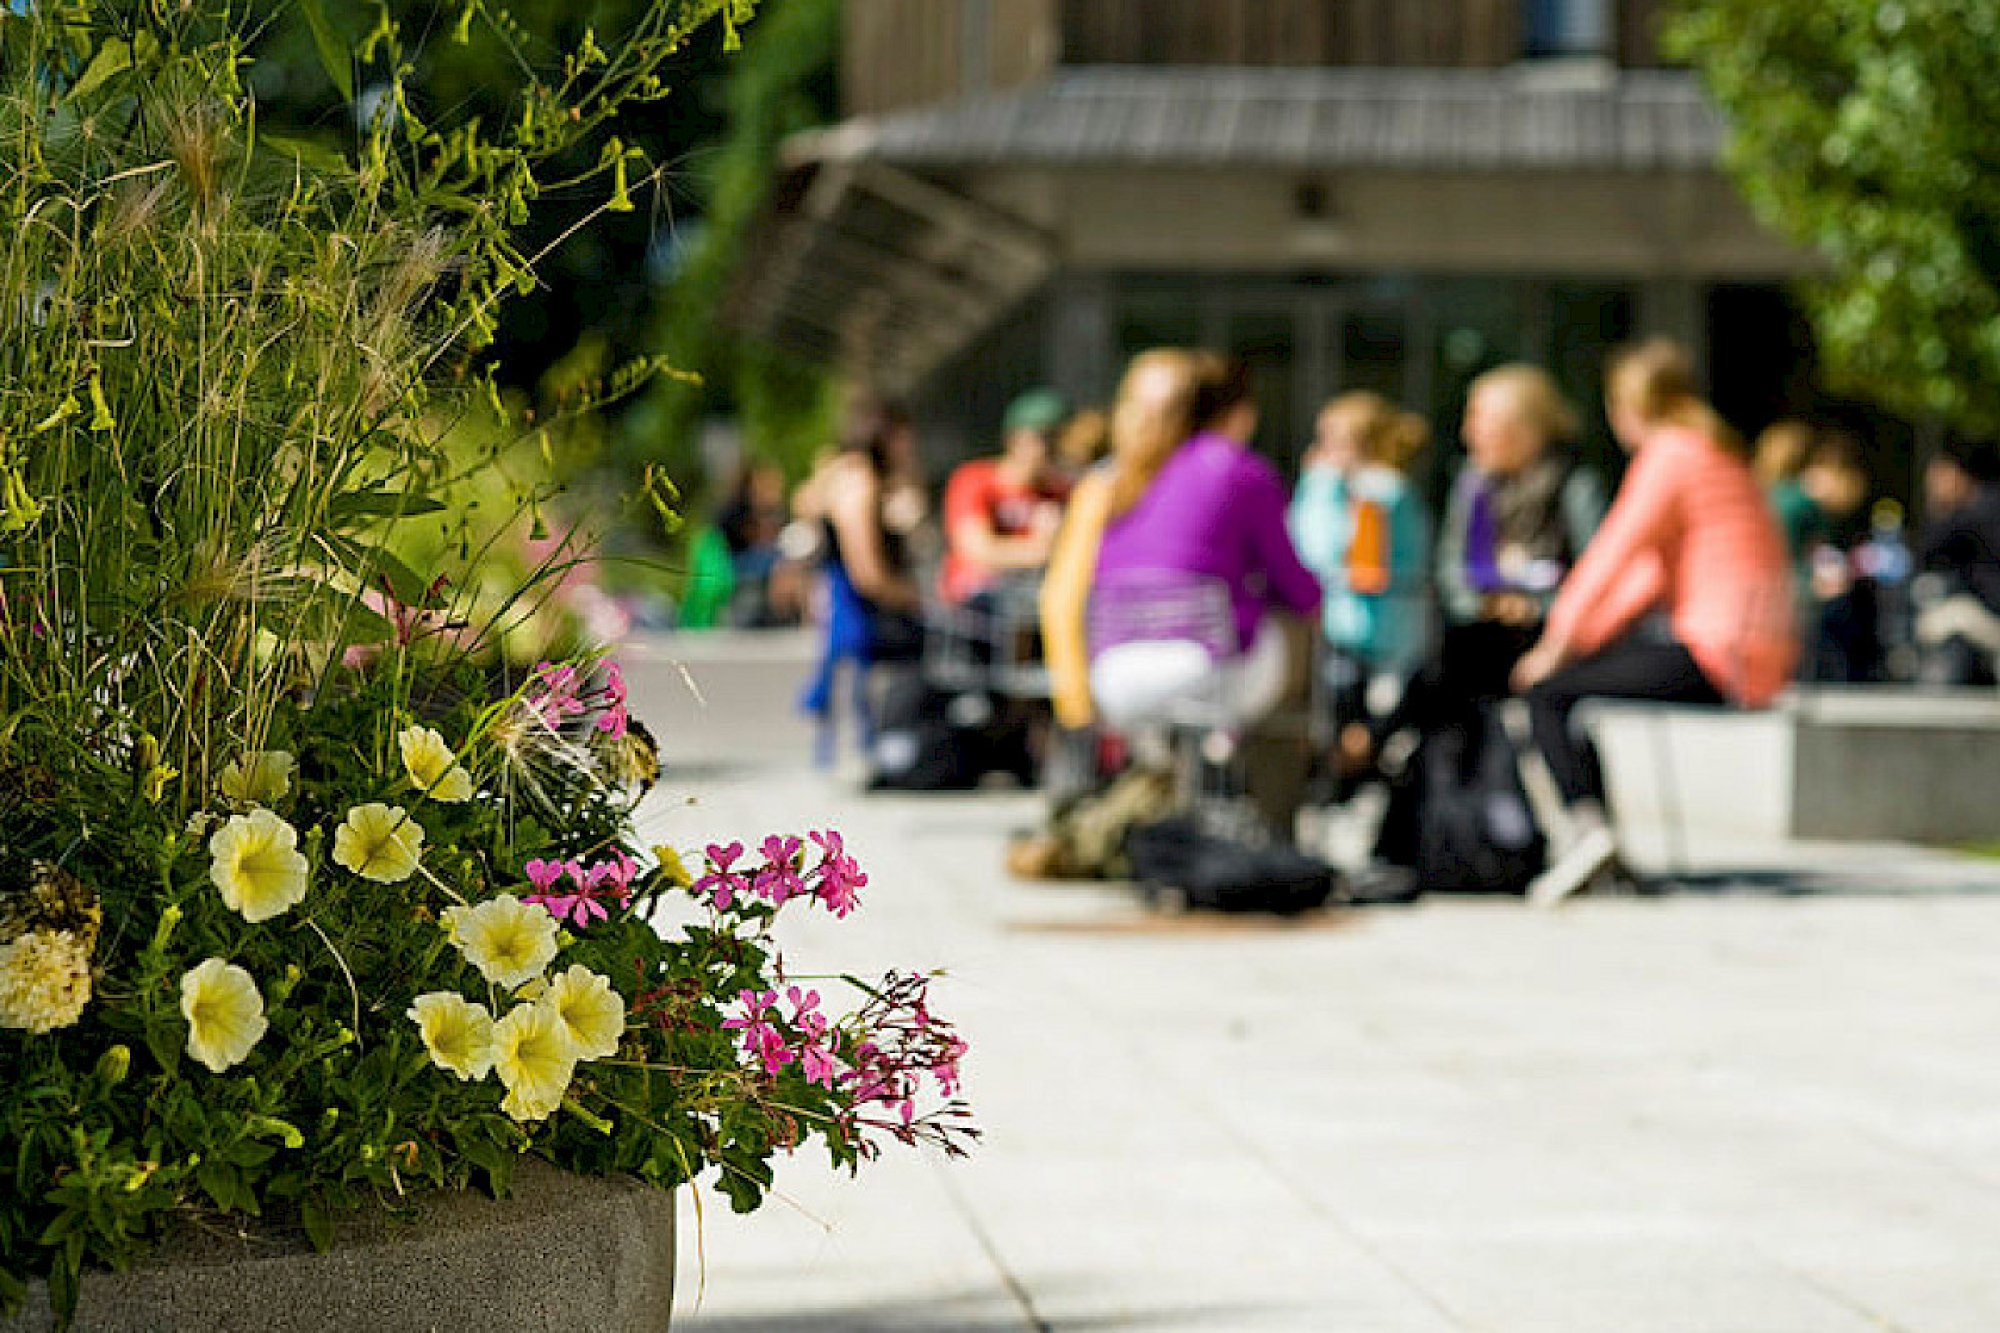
{"left": 1582, "top": 688, "right": 2000, "bottom": 860}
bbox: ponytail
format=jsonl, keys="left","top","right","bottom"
{"left": 1607, "top": 337, "right": 1743, "bottom": 454}
{"left": 1320, "top": 390, "right": 1431, "bottom": 472}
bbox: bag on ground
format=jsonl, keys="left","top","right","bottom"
{"left": 867, "top": 668, "right": 1031, "bottom": 792}
{"left": 1123, "top": 815, "right": 1337, "bottom": 915}
{"left": 1395, "top": 701, "right": 1545, "bottom": 893}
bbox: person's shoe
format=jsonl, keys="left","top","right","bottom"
{"left": 1343, "top": 862, "right": 1420, "bottom": 907}
{"left": 1528, "top": 824, "right": 1619, "bottom": 909}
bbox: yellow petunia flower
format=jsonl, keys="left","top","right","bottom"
{"left": 0, "top": 928, "right": 92, "bottom": 1033}
{"left": 542, "top": 965, "right": 625, "bottom": 1062}
{"left": 407, "top": 992, "right": 495, "bottom": 1081}
{"left": 441, "top": 895, "right": 558, "bottom": 989}
{"left": 398, "top": 725, "right": 475, "bottom": 804}
{"left": 217, "top": 750, "right": 295, "bottom": 806}
{"left": 180, "top": 958, "right": 268, "bottom": 1073}
{"left": 332, "top": 803, "right": 424, "bottom": 883}
{"left": 208, "top": 808, "right": 310, "bottom": 923}
{"left": 652, "top": 844, "right": 692, "bottom": 890}
{"left": 491, "top": 1000, "right": 575, "bottom": 1122}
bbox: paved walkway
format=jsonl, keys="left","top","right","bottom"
{"left": 627, "top": 635, "right": 2000, "bottom": 1333}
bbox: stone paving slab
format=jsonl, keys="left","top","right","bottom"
{"left": 628, "top": 635, "right": 2000, "bottom": 1332}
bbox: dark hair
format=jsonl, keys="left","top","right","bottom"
{"left": 1939, "top": 434, "right": 2000, "bottom": 486}
{"left": 1804, "top": 427, "right": 1865, "bottom": 476}
{"left": 839, "top": 397, "right": 912, "bottom": 475}
{"left": 1191, "top": 354, "right": 1254, "bottom": 431}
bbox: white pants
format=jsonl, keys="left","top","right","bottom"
{"left": 1090, "top": 618, "right": 1289, "bottom": 733}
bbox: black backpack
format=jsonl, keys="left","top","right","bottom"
{"left": 865, "top": 668, "right": 1031, "bottom": 792}
{"left": 1411, "top": 703, "right": 1546, "bottom": 894}
{"left": 1124, "top": 816, "right": 1338, "bottom": 915}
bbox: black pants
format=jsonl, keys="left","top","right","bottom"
{"left": 1374, "top": 620, "right": 1538, "bottom": 746}
{"left": 1525, "top": 636, "right": 1723, "bottom": 806}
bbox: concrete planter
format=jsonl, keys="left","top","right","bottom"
{"left": 4, "top": 1159, "right": 676, "bottom": 1333}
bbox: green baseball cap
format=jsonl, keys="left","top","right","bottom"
{"left": 1003, "top": 388, "right": 1067, "bottom": 436}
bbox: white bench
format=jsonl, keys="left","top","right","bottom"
{"left": 1582, "top": 688, "right": 2000, "bottom": 866}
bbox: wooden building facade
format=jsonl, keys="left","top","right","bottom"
{"left": 733, "top": 0, "right": 1814, "bottom": 474}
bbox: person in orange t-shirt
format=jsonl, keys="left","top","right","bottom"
{"left": 939, "top": 389, "right": 1072, "bottom": 606}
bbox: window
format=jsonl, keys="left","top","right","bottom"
{"left": 1524, "top": 0, "right": 1613, "bottom": 59}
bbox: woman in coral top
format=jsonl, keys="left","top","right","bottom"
{"left": 1511, "top": 338, "right": 1797, "bottom": 904}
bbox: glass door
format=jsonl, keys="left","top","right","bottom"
{"left": 1217, "top": 303, "right": 1312, "bottom": 476}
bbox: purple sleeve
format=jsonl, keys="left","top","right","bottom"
{"left": 1240, "top": 458, "right": 1322, "bottom": 615}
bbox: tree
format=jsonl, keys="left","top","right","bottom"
{"left": 1671, "top": 1, "right": 2000, "bottom": 435}
{"left": 622, "top": 0, "right": 840, "bottom": 488}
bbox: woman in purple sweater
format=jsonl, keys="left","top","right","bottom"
{"left": 1043, "top": 351, "right": 1321, "bottom": 732}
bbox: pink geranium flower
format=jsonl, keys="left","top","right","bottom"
{"left": 522, "top": 856, "right": 583, "bottom": 923}
{"left": 594, "top": 662, "right": 629, "bottom": 739}
{"left": 695, "top": 841, "right": 749, "bottom": 910}
{"left": 753, "top": 834, "right": 806, "bottom": 904}
{"left": 721, "top": 988, "right": 792, "bottom": 1074}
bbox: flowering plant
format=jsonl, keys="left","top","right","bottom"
{"left": 0, "top": 1, "right": 971, "bottom": 1323}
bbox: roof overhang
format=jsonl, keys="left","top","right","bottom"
{"left": 793, "top": 66, "right": 1728, "bottom": 175}
{"left": 728, "top": 160, "right": 1056, "bottom": 397}
{"left": 729, "top": 67, "right": 1740, "bottom": 392}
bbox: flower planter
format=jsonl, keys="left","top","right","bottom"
{"left": 3, "top": 1160, "right": 675, "bottom": 1333}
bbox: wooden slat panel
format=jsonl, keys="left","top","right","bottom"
{"left": 1052, "top": 0, "right": 1693, "bottom": 69}
{"left": 989, "top": 0, "right": 1060, "bottom": 89}
{"left": 1618, "top": 0, "right": 1669, "bottom": 67}
{"left": 1461, "top": 0, "right": 1518, "bottom": 67}
{"left": 1268, "top": 1, "right": 1328, "bottom": 66}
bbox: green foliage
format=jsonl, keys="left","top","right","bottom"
{"left": 631, "top": 0, "right": 840, "bottom": 490}
{"left": 1671, "top": 0, "right": 2000, "bottom": 433}
{"left": 0, "top": 652, "right": 864, "bottom": 1317}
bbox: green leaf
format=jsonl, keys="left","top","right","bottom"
{"left": 261, "top": 134, "right": 349, "bottom": 177}
{"left": 297, "top": 0, "right": 354, "bottom": 103}
{"left": 143, "top": 1024, "right": 181, "bottom": 1079}
{"left": 68, "top": 38, "right": 132, "bottom": 102}
{"left": 300, "top": 1195, "right": 334, "bottom": 1251}
{"left": 197, "top": 1161, "right": 241, "bottom": 1213}
{"left": 327, "top": 488, "right": 447, "bottom": 521}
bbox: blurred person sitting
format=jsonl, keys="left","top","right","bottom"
{"left": 798, "top": 400, "right": 928, "bottom": 766}
{"left": 938, "top": 388, "right": 1072, "bottom": 608}
{"left": 1040, "top": 350, "right": 1321, "bottom": 833}
{"left": 1752, "top": 418, "right": 1814, "bottom": 492}
{"left": 716, "top": 460, "right": 791, "bottom": 627}
{"left": 1358, "top": 365, "right": 1604, "bottom": 767}
{"left": 1512, "top": 338, "right": 1797, "bottom": 904}
{"left": 1287, "top": 391, "right": 1432, "bottom": 770}
{"left": 1081, "top": 354, "right": 1320, "bottom": 733}
{"left": 1783, "top": 431, "right": 1875, "bottom": 681}
{"left": 1437, "top": 365, "right": 1607, "bottom": 676}
{"left": 1915, "top": 438, "right": 2000, "bottom": 685}
{"left": 1347, "top": 366, "right": 1602, "bottom": 895}
{"left": 1056, "top": 406, "right": 1110, "bottom": 477}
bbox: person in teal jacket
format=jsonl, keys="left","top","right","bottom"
{"left": 1288, "top": 391, "right": 1433, "bottom": 680}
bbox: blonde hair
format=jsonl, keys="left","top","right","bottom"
{"left": 1056, "top": 407, "right": 1110, "bottom": 469}
{"left": 1753, "top": 418, "right": 1813, "bottom": 487}
{"left": 1607, "top": 337, "right": 1742, "bottom": 453}
{"left": 1468, "top": 364, "right": 1579, "bottom": 443}
{"left": 1320, "top": 391, "right": 1430, "bottom": 472}
{"left": 1108, "top": 348, "right": 1203, "bottom": 515}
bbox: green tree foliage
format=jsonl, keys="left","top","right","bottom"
{"left": 1671, "top": 1, "right": 2000, "bottom": 433}
{"left": 249, "top": 2, "right": 748, "bottom": 393}
{"left": 624, "top": 0, "right": 840, "bottom": 490}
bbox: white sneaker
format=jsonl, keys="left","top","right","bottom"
{"left": 1528, "top": 825, "right": 1619, "bottom": 909}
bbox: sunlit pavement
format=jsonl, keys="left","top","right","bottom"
{"left": 627, "top": 632, "right": 2000, "bottom": 1333}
